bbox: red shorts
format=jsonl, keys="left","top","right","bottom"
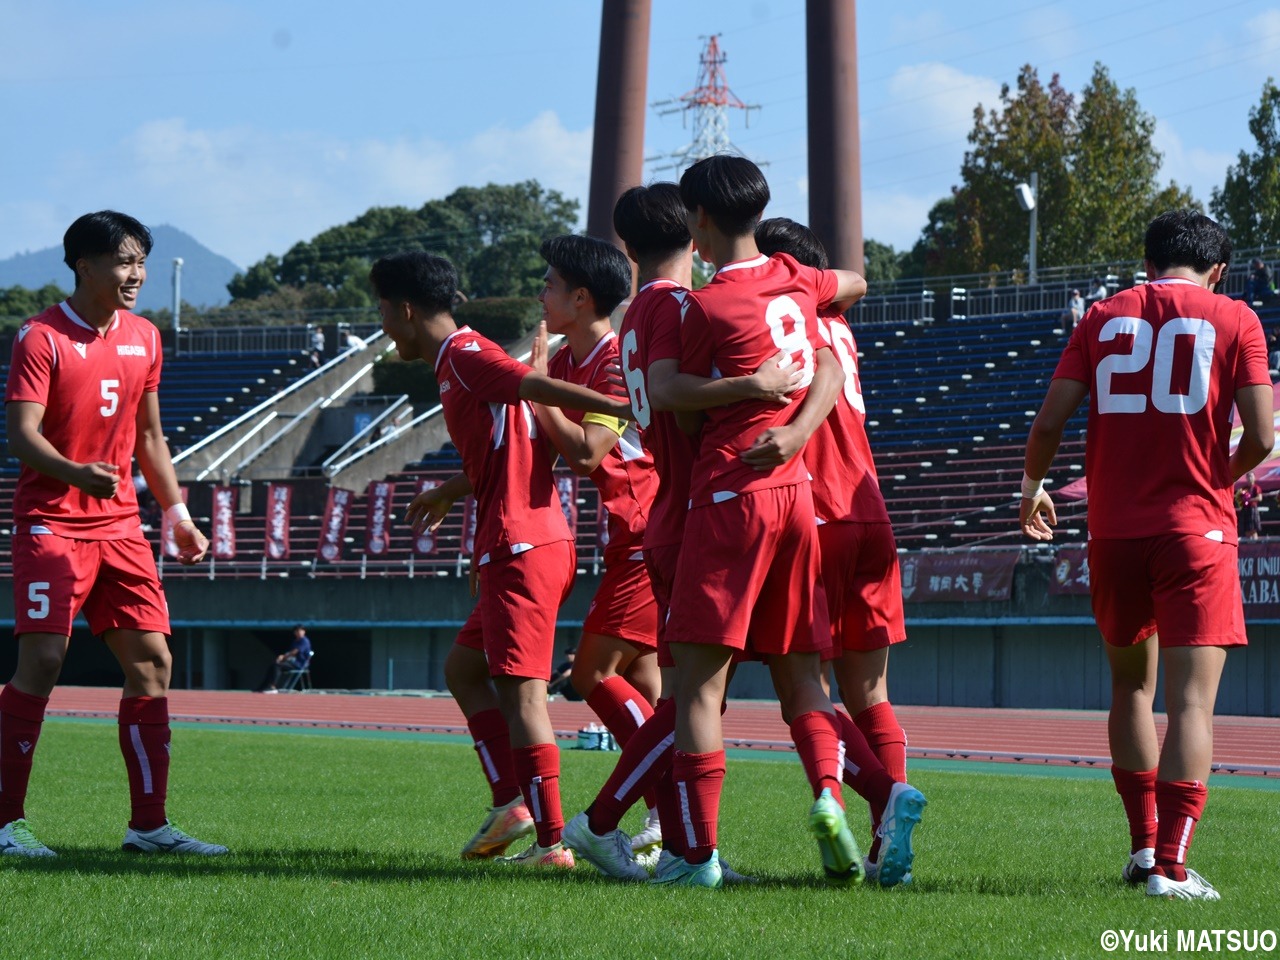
{"left": 583, "top": 557, "right": 658, "bottom": 649}
{"left": 819, "top": 521, "right": 907, "bottom": 656}
{"left": 666, "top": 484, "right": 830, "bottom": 657}
{"left": 1088, "top": 535, "right": 1246, "bottom": 648}
{"left": 12, "top": 532, "right": 170, "bottom": 637}
{"left": 644, "top": 543, "right": 682, "bottom": 668}
{"left": 452, "top": 540, "right": 576, "bottom": 679}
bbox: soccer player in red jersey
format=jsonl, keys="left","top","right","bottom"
{"left": 755, "top": 217, "right": 926, "bottom": 887}
{"left": 657, "top": 155, "right": 868, "bottom": 888}
{"left": 561, "top": 186, "right": 798, "bottom": 882}
{"left": 371, "top": 251, "right": 629, "bottom": 869}
{"left": 1, "top": 211, "right": 225, "bottom": 857}
{"left": 1022, "top": 210, "right": 1273, "bottom": 901}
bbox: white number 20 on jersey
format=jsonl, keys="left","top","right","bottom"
{"left": 1095, "top": 316, "right": 1215, "bottom": 415}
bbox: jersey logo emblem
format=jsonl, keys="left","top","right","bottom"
{"left": 117, "top": 344, "right": 146, "bottom": 357}
{"left": 72, "top": 342, "right": 88, "bottom": 359}
{"left": 460, "top": 340, "right": 481, "bottom": 352}
{"left": 17, "top": 323, "right": 32, "bottom": 341}
{"left": 18, "top": 741, "right": 32, "bottom": 754}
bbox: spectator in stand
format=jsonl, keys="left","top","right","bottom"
{"left": 1237, "top": 472, "right": 1264, "bottom": 540}
{"left": 1086, "top": 277, "right": 1109, "bottom": 307}
{"left": 256, "top": 624, "right": 313, "bottom": 693}
{"left": 1245, "top": 258, "right": 1275, "bottom": 306}
{"left": 308, "top": 326, "right": 325, "bottom": 367}
{"left": 547, "top": 648, "right": 581, "bottom": 701}
{"left": 1063, "top": 289, "right": 1085, "bottom": 330}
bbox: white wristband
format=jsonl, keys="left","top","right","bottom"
{"left": 1020, "top": 473, "right": 1045, "bottom": 500}
{"left": 165, "top": 502, "right": 192, "bottom": 525}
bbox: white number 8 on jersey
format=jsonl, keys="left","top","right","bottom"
{"left": 765, "top": 296, "right": 815, "bottom": 388}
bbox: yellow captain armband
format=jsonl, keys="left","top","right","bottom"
{"left": 582, "top": 412, "right": 627, "bottom": 437}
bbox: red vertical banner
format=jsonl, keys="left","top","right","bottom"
{"left": 317, "top": 487, "right": 353, "bottom": 562}
{"left": 265, "top": 483, "right": 292, "bottom": 560}
{"left": 557, "top": 475, "right": 579, "bottom": 535}
{"left": 161, "top": 486, "right": 189, "bottom": 558}
{"left": 364, "top": 480, "right": 394, "bottom": 556}
{"left": 413, "top": 479, "right": 441, "bottom": 556}
{"left": 211, "top": 485, "right": 238, "bottom": 559}
{"left": 461, "top": 495, "right": 477, "bottom": 555}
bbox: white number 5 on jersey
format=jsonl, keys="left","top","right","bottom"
{"left": 100, "top": 379, "right": 120, "bottom": 417}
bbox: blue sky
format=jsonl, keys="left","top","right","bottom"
{"left": 3, "top": 1, "right": 1278, "bottom": 271}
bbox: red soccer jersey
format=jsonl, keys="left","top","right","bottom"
{"left": 434, "top": 326, "right": 571, "bottom": 563}
{"left": 1053, "top": 278, "right": 1271, "bottom": 542}
{"left": 618, "top": 279, "right": 700, "bottom": 551}
{"left": 5, "top": 302, "right": 162, "bottom": 538}
{"left": 546, "top": 330, "right": 656, "bottom": 565}
{"left": 806, "top": 309, "right": 890, "bottom": 524}
{"left": 680, "top": 252, "right": 837, "bottom": 506}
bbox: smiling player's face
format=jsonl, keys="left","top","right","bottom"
{"left": 76, "top": 237, "right": 146, "bottom": 313}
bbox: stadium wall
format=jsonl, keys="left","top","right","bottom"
{"left": 1, "top": 560, "right": 1276, "bottom": 716}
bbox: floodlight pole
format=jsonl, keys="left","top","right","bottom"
{"left": 1027, "top": 172, "right": 1038, "bottom": 285}
{"left": 173, "top": 257, "right": 184, "bottom": 357}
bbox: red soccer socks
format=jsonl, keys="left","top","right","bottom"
{"left": 0, "top": 685, "right": 48, "bottom": 826}
{"left": 118, "top": 696, "right": 171, "bottom": 831}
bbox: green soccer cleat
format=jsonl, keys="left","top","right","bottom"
{"left": 809, "top": 788, "right": 864, "bottom": 886}
{"left": 0, "top": 819, "right": 56, "bottom": 858}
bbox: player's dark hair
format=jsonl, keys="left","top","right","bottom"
{"left": 1144, "top": 210, "right": 1232, "bottom": 274}
{"left": 369, "top": 252, "right": 458, "bottom": 314}
{"left": 539, "top": 235, "right": 632, "bottom": 317}
{"left": 612, "top": 184, "right": 691, "bottom": 260}
{"left": 679, "top": 155, "right": 770, "bottom": 237}
{"left": 755, "top": 217, "right": 830, "bottom": 271}
{"left": 63, "top": 211, "right": 153, "bottom": 283}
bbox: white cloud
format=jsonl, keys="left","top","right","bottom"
{"left": 1151, "top": 119, "right": 1234, "bottom": 203}
{"left": 0, "top": 112, "right": 593, "bottom": 268}
{"left": 880, "top": 62, "right": 1002, "bottom": 140}
{"left": 862, "top": 189, "right": 935, "bottom": 252}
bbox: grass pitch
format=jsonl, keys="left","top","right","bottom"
{"left": 1, "top": 719, "right": 1276, "bottom": 960}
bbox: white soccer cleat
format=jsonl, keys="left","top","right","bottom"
{"left": 563, "top": 812, "right": 648, "bottom": 881}
{"left": 0, "top": 819, "right": 56, "bottom": 858}
{"left": 1146, "top": 868, "right": 1221, "bottom": 901}
{"left": 1123, "top": 847, "right": 1155, "bottom": 885}
{"left": 122, "top": 820, "right": 228, "bottom": 855}
{"left": 630, "top": 809, "right": 662, "bottom": 857}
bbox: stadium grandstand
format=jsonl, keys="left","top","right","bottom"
{"left": 2, "top": 259, "right": 1279, "bottom": 713}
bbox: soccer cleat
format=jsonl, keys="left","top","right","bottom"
{"left": 808, "top": 788, "right": 864, "bottom": 886}
{"left": 1123, "top": 847, "right": 1155, "bottom": 885}
{"left": 562, "top": 812, "right": 648, "bottom": 881}
{"left": 873, "top": 782, "right": 926, "bottom": 888}
{"left": 716, "top": 852, "right": 758, "bottom": 885}
{"left": 494, "top": 841, "right": 575, "bottom": 869}
{"left": 460, "top": 796, "right": 535, "bottom": 860}
{"left": 633, "top": 846, "right": 661, "bottom": 871}
{"left": 650, "top": 849, "right": 723, "bottom": 888}
{"left": 1147, "top": 868, "right": 1221, "bottom": 901}
{"left": 630, "top": 809, "right": 662, "bottom": 858}
{"left": 0, "top": 819, "right": 56, "bottom": 858}
{"left": 122, "top": 821, "right": 228, "bottom": 855}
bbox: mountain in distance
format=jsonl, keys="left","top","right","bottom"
{"left": 0, "top": 225, "right": 242, "bottom": 310}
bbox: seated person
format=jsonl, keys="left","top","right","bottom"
{"left": 257, "top": 625, "right": 313, "bottom": 693}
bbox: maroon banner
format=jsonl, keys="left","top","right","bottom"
{"left": 557, "top": 475, "right": 579, "bottom": 535}
{"left": 161, "top": 486, "right": 189, "bottom": 559}
{"left": 211, "top": 485, "right": 237, "bottom": 559}
{"left": 265, "top": 483, "right": 292, "bottom": 560}
{"left": 899, "top": 550, "right": 1021, "bottom": 602}
{"left": 1048, "top": 545, "right": 1091, "bottom": 595}
{"left": 413, "top": 479, "right": 441, "bottom": 556}
{"left": 317, "top": 487, "right": 353, "bottom": 562}
{"left": 462, "top": 495, "right": 477, "bottom": 555}
{"left": 1239, "top": 542, "right": 1280, "bottom": 617}
{"left": 364, "top": 480, "right": 394, "bottom": 556}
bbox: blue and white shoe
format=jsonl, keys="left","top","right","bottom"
{"left": 873, "top": 782, "right": 926, "bottom": 887}
{"left": 650, "top": 849, "right": 723, "bottom": 888}
{"left": 0, "top": 819, "right": 56, "bottom": 858}
{"left": 122, "top": 820, "right": 228, "bottom": 855}
{"left": 562, "top": 812, "right": 647, "bottom": 881}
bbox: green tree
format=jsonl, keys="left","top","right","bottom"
{"left": 862, "top": 238, "right": 902, "bottom": 283}
{"left": 0, "top": 283, "right": 71, "bottom": 329}
{"left": 1211, "top": 78, "right": 1280, "bottom": 248}
{"left": 226, "top": 180, "right": 580, "bottom": 306}
{"left": 923, "top": 64, "right": 1194, "bottom": 276}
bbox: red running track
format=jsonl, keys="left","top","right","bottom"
{"left": 46, "top": 687, "right": 1280, "bottom": 776}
